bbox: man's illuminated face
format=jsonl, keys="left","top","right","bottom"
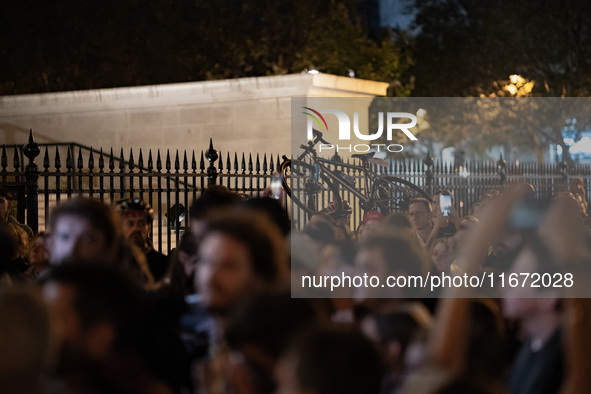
{"left": 121, "top": 211, "right": 150, "bottom": 248}
{"left": 409, "top": 202, "right": 431, "bottom": 231}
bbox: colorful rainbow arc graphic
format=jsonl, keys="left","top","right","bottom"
{"left": 302, "top": 107, "right": 329, "bottom": 131}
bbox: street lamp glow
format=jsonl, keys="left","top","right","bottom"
{"left": 509, "top": 74, "right": 523, "bottom": 84}
{"left": 308, "top": 69, "right": 320, "bottom": 74}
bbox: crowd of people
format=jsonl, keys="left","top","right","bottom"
{"left": 0, "top": 176, "right": 591, "bottom": 394}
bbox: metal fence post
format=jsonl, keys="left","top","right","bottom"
{"left": 559, "top": 161, "right": 568, "bottom": 183}
{"left": 23, "top": 130, "right": 40, "bottom": 233}
{"left": 497, "top": 153, "right": 506, "bottom": 185}
{"left": 205, "top": 138, "right": 218, "bottom": 187}
{"left": 425, "top": 150, "right": 434, "bottom": 193}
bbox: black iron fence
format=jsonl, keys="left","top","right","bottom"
{"left": 290, "top": 152, "right": 590, "bottom": 230}
{"left": 2, "top": 131, "right": 590, "bottom": 249}
{"left": 1, "top": 131, "right": 282, "bottom": 253}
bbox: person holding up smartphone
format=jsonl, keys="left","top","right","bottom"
{"left": 424, "top": 190, "right": 462, "bottom": 252}
{"left": 431, "top": 190, "right": 460, "bottom": 238}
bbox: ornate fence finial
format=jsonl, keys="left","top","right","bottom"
{"left": 23, "top": 129, "right": 41, "bottom": 233}
{"left": 205, "top": 138, "right": 218, "bottom": 186}
{"left": 558, "top": 160, "right": 568, "bottom": 180}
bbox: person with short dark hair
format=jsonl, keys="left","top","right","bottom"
{"left": 277, "top": 328, "right": 384, "bottom": 394}
{"left": 196, "top": 210, "right": 288, "bottom": 318}
{"left": 240, "top": 197, "right": 291, "bottom": 237}
{"left": 116, "top": 198, "right": 169, "bottom": 282}
{"left": 0, "top": 188, "right": 33, "bottom": 240}
{"left": 408, "top": 198, "right": 433, "bottom": 248}
{"left": 383, "top": 211, "right": 413, "bottom": 230}
{"left": 189, "top": 187, "right": 242, "bottom": 240}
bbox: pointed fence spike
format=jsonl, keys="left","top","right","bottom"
{"left": 166, "top": 150, "right": 171, "bottom": 172}
{"left": 66, "top": 146, "right": 72, "bottom": 170}
{"left": 191, "top": 151, "right": 196, "bottom": 172}
{"left": 263, "top": 154, "right": 268, "bottom": 173}
{"left": 138, "top": 149, "right": 144, "bottom": 170}
{"left": 174, "top": 150, "right": 180, "bottom": 172}
{"left": 54, "top": 146, "right": 61, "bottom": 170}
{"left": 88, "top": 148, "right": 94, "bottom": 170}
{"left": 183, "top": 151, "right": 188, "bottom": 171}
{"left": 43, "top": 146, "right": 50, "bottom": 170}
{"left": 241, "top": 153, "right": 246, "bottom": 173}
{"left": 13, "top": 145, "right": 20, "bottom": 171}
{"left": 130, "top": 148, "right": 136, "bottom": 171}
{"left": 234, "top": 153, "right": 239, "bottom": 173}
{"left": 148, "top": 150, "right": 153, "bottom": 171}
{"left": 119, "top": 148, "right": 125, "bottom": 171}
{"left": 249, "top": 153, "right": 253, "bottom": 174}
{"left": 226, "top": 152, "right": 231, "bottom": 173}
{"left": 109, "top": 148, "right": 115, "bottom": 171}
{"left": 156, "top": 150, "right": 162, "bottom": 171}
{"left": 218, "top": 151, "right": 223, "bottom": 171}
{"left": 77, "top": 147, "right": 84, "bottom": 171}
{"left": 199, "top": 151, "right": 205, "bottom": 171}
{"left": 255, "top": 153, "right": 260, "bottom": 174}
{"left": 270, "top": 155, "right": 274, "bottom": 172}
{"left": 99, "top": 148, "right": 104, "bottom": 171}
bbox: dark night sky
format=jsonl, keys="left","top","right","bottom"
{"left": 0, "top": 0, "right": 399, "bottom": 96}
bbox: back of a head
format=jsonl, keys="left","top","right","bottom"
{"left": 287, "top": 328, "right": 383, "bottom": 394}
{"left": 383, "top": 211, "right": 413, "bottom": 230}
{"left": 48, "top": 197, "right": 120, "bottom": 247}
{"left": 361, "top": 233, "right": 425, "bottom": 278}
{"left": 0, "top": 287, "right": 53, "bottom": 394}
{"left": 240, "top": 197, "right": 291, "bottom": 237}
{"left": 225, "top": 290, "right": 318, "bottom": 360}
{"left": 189, "top": 188, "right": 242, "bottom": 221}
{"left": 204, "top": 209, "right": 288, "bottom": 283}
{"left": 43, "top": 263, "right": 143, "bottom": 349}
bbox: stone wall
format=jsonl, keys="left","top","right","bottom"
{"left": 0, "top": 73, "right": 388, "bottom": 158}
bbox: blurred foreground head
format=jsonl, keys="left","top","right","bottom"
{"left": 41, "top": 264, "right": 142, "bottom": 371}
{"left": 47, "top": 198, "right": 121, "bottom": 265}
{"left": 355, "top": 232, "right": 426, "bottom": 299}
{"left": 277, "top": 328, "right": 383, "bottom": 394}
{"left": 196, "top": 209, "right": 289, "bottom": 315}
{"left": 0, "top": 287, "right": 54, "bottom": 394}
{"left": 189, "top": 187, "right": 242, "bottom": 239}
{"left": 225, "top": 291, "right": 319, "bottom": 394}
